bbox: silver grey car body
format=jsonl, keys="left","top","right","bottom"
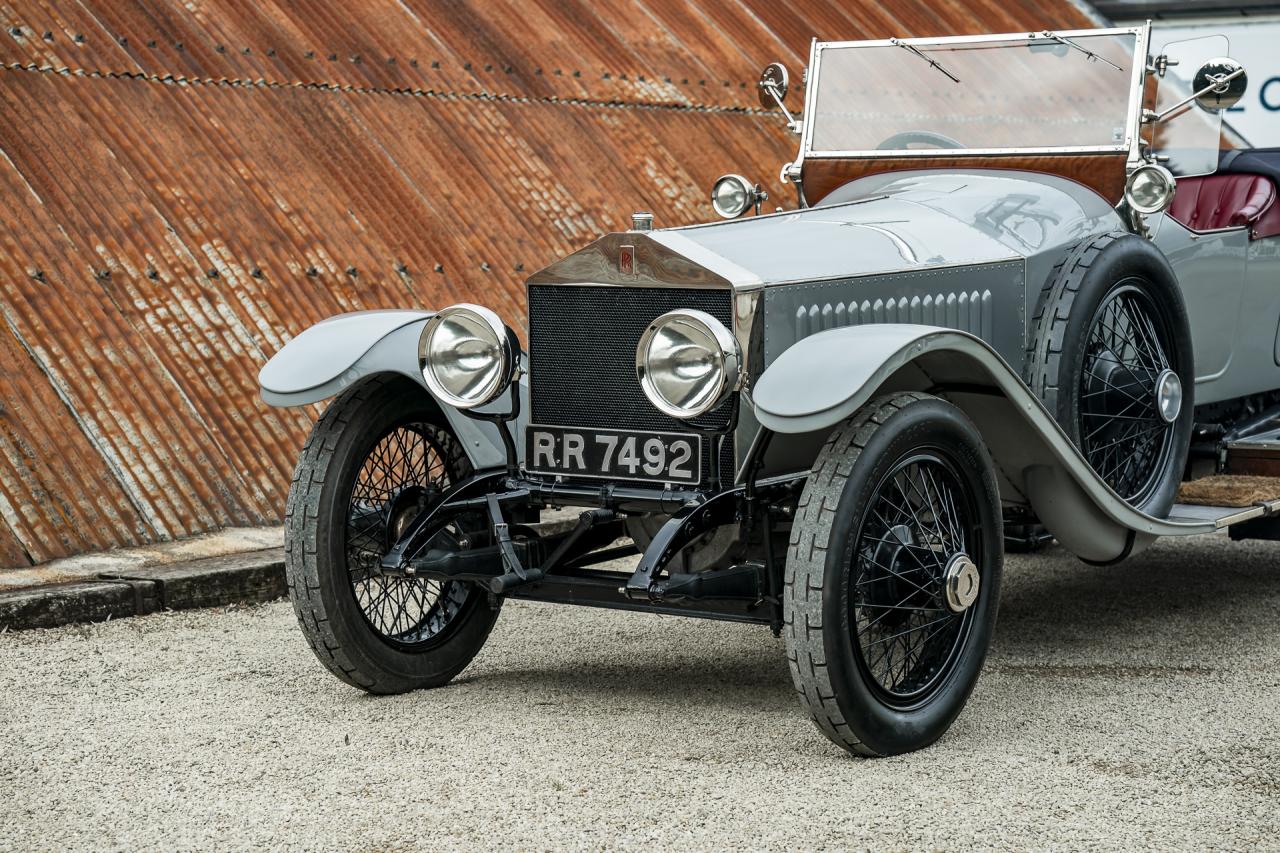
{"left": 262, "top": 164, "right": 1277, "bottom": 563}
{"left": 257, "top": 23, "right": 1280, "bottom": 756}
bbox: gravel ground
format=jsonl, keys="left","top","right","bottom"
{"left": 2, "top": 532, "right": 1279, "bottom": 851}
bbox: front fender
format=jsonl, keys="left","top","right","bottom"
{"left": 258, "top": 310, "right": 522, "bottom": 472}
{"left": 750, "top": 324, "right": 1214, "bottom": 562}
{"left": 258, "top": 310, "right": 432, "bottom": 399}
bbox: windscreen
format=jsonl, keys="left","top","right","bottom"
{"left": 808, "top": 32, "right": 1139, "bottom": 154}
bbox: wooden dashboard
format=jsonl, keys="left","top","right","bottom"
{"left": 800, "top": 154, "right": 1129, "bottom": 205}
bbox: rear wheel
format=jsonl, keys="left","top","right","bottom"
{"left": 785, "top": 393, "right": 1003, "bottom": 756}
{"left": 285, "top": 375, "right": 500, "bottom": 694}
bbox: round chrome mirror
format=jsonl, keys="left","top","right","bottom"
{"left": 1192, "top": 57, "right": 1248, "bottom": 111}
{"left": 711, "top": 174, "right": 759, "bottom": 219}
{"left": 757, "top": 62, "right": 789, "bottom": 109}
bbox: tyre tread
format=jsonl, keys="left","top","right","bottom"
{"left": 1022, "top": 230, "right": 1193, "bottom": 518}
{"left": 1024, "top": 231, "right": 1127, "bottom": 414}
{"left": 283, "top": 375, "right": 474, "bottom": 693}
{"left": 783, "top": 391, "right": 931, "bottom": 756}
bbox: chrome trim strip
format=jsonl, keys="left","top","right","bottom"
{"left": 747, "top": 256, "right": 1024, "bottom": 292}
{"left": 1174, "top": 223, "right": 1252, "bottom": 237}
{"left": 524, "top": 279, "right": 730, "bottom": 290}
{"left": 1125, "top": 22, "right": 1151, "bottom": 172}
{"left": 795, "top": 36, "right": 820, "bottom": 174}
{"left": 667, "top": 195, "right": 888, "bottom": 233}
{"left": 1226, "top": 439, "right": 1280, "bottom": 450}
{"left": 810, "top": 146, "right": 1129, "bottom": 158}
{"left": 815, "top": 26, "right": 1143, "bottom": 51}
{"left": 1215, "top": 506, "right": 1267, "bottom": 528}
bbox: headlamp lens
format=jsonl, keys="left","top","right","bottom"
{"left": 420, "top": 304, "right": 513, "bottom": 409}
{"left": 637, "top": 310, "right": 740, "bottom": 419}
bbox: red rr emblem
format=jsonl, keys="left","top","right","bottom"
{"left": 619, "top": 244, "right": 635, "bottom": 276}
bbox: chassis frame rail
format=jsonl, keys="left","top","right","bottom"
{"left": 370, "top": 460, "right": 803, "bottom": 625}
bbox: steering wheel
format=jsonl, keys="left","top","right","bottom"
{"left": 876, "top": 130, "right": 966, "bottom": 151}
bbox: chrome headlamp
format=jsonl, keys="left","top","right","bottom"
{"left": 636, "top": 309, "right": 741, "bottom": 419}
{"left": 1125, "top": 163, "right": 1177, "bottom": 216}
{"left": 711, "top": 174, "right": 755, "bottom": 219}
{"left": 419, "top": 304, "right": 516, "bottom": 409}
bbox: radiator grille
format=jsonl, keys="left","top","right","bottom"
{"left": 527, "top": 284, "right": 735, "bottom": 486}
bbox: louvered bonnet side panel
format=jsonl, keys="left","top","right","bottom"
{"left": 760, "top": 261, "right": 1026, "bottom": 371}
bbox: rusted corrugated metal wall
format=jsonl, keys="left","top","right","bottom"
{"left": 0, "top": 0, "right": 1093, "bottom": 568}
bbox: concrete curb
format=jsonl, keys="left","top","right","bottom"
{"left": 0, "top": 515, "right": 588, "bottom": 632}
{"left": 0, "top": 548, "right": 285, "bottom": 632}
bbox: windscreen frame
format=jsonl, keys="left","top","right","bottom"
{"left": 797, "top": 26, "right": 1150, "bottom": 164}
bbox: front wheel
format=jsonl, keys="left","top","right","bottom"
{"left": 284, "top": 375, "right": 500, "bottom": 694}
{"left": 785, "top": 393, "right": 1003, "bottom": 756}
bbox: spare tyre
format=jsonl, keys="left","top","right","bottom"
{"left": 1024, "top": 232, "right": 1194, "bottom": 518}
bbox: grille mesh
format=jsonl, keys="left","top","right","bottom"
{"left": 527, "top": 284, "right": 735, "bottom": 486}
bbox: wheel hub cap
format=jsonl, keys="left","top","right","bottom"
{"left": 944, "top": 553, "right": 980, "bottom": 613}
{"left": 1155, "top": 368, "right": 1182, "bottom": 424}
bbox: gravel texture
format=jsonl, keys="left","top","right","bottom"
{"left": 2, "top": 532, "right": 1278, "bottom": 851}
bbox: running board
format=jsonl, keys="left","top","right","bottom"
{"left": 1165, "top": 500, "right": 1280, "bottom": 528}
{"left": 1171, "top": 474, "right": 1280, "bottom": 539}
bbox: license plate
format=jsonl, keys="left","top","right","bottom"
{"left": 525, "top": 425, "right": 702, "bottom": 485}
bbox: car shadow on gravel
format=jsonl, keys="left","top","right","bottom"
{"left": 995, "top": 534, "right": 1280, "bottom": 657}
{"left": 471, "top": 658, "right": 794, "bottom": 706}
{"left": 470, "top": 631, "right": 795, "bottom": 710}
{"left": 452, "top": 535, "right": 1280, "bottom": 706}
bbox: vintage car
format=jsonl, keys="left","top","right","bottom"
{"left": 259, "top": 25, "right": 1280, "bottom": 756}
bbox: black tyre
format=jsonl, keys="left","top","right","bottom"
{"left": 285, "top": 375, "right": 500, "bottom": 694}
{"left": 785, "top": 393, "right": 1003, "bottom": 756}
{"left": 1025, "top": 232, "right": 1194, "bottom": 516}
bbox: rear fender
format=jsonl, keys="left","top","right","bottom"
{"left": 749, "top": 324, "right": 1213, "bottom": 562}
{"left": 258, "top": 310, "right": 521, "bottom": 471}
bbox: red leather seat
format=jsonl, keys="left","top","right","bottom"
{"left": 1169, "top": 173, "right": 1276, "bottom": 235}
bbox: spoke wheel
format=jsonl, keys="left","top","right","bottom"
{"left": 284, "top": 375, "right": 501, "bottom": 695}
{"left": 345, "top": 424, "right": 469, "bottom": 650}
{"left": 851, "top": 453, "right": 977, "bottom": 709}
{"left": 1025, "top": 232, "right": 1194, "bottom": 521}
{"left": 1078, "top": 281, "right": 1176, "bottom": 504}
{"left": 786, "top": 393, "right": 1003, "bottom": 757}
